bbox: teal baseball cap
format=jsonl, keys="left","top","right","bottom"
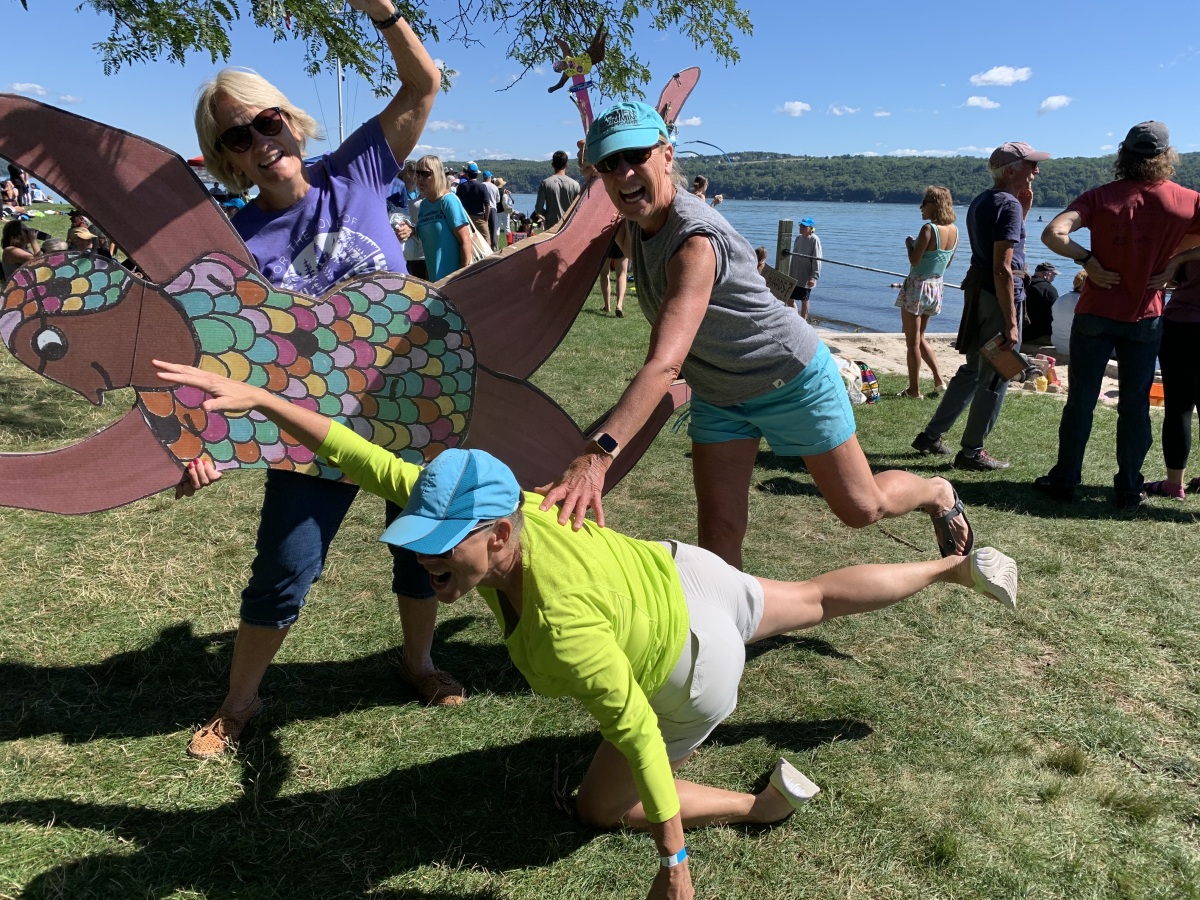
{"left": 380, "top": 448, "right": 521, "bottom": 555}
{"left": 586, "top": 101, "right": 669, "bottom": 167}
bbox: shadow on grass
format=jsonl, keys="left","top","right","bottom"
{"left": 0, "top": 718, "right": 869, "bottom": 898}
{"left": 745, "top": 634, "right": 855, "bottom": 664}
{"left": 0, "top": 618, "right": 526, "bottom": 744}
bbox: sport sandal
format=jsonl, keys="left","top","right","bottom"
{"left": 769, "top": 758, "right": 821, "bottom": 809}
{"left": 930, "top": 486, "right": 974, "bottom": 558}
{"left": 187, "top": 695, "right": 264, "bottom": 759}
{"left": 969, "top": 547, "right": 1018, "bottom": 611}
{"left": 1145, "top": 479, "right": 1185, "bottom": 500}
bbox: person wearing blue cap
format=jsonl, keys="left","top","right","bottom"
{"left": 537, "top": 100, "right": 977, "bottom": 571}
{"left": 786, "top": 216, "right": 821, "bottom": 319}
{"left": 158, "top": 357, "right": 1018, "bottom": 900}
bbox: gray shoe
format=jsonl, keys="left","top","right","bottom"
{"left": 954, "top": 449, "right": 1010, "bottom": 471}
{"left": 912, "top": 432, "right": 952, "bottom": 456}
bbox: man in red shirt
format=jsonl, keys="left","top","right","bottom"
{"left": 1034, "top": 121, "right": 1200, "bottom": 508}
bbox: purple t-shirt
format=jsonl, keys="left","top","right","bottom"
{"left": 232, "top": 116, "right": 405, "bottom": 295}
{"left": 967, "top": 188, "right": 1026, "bottom": 302}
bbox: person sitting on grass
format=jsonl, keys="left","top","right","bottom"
{"left": 156, "top": 358, "right": 1018, "bottom": 900}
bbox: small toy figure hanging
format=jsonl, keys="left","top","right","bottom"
{"left": 547, "top": 24, "right": 607, "bottom": 135}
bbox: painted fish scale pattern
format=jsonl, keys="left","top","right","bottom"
{"left": 0, "top": 252, "right": 129, "bottom": 346}
{"left": 140, "top": 252, "right": 475, "bottom": 478}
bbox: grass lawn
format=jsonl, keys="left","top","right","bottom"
{"left": 1, "top": 285, "right": 1199, "bottom": 899}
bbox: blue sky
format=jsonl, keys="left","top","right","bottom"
{"left": 5, "top": 2, "right": 1198, "bottom": 171}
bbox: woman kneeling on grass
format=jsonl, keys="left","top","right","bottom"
{"left": 157, "top": 359, "right": 1018, "bottom": 900}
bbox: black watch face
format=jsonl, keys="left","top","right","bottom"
{"left": 595, "top": 433, "right": 618, "bottom": 454}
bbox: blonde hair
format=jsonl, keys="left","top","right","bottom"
{"left": 923, "top": 186, "right": 956, "bottom": 225}
{"left": 194, "top": 68, "right": 322, "bottom": 192}
{"left": 1072, "top": 269, "right": 1088, "bottom": 292}
{"left": 416, "top": 155, "right": 450, "bottom": 198}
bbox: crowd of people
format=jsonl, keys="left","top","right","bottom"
{"left": 4, "top": 5, "right": 1198, "bottom": 890}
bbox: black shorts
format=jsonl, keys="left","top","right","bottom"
{"left": 607, "top": 240, "right": 625, "bottom": 260}
{"left": 790, "top": 285, "right": 812, "bottom": 302}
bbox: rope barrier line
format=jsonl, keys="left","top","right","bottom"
{"left": 784, "top": 250, "right": 962, "bottom": 290}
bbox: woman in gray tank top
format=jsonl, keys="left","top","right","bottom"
{"left": 537, "top": 102, "right": 976, "bottom": 574}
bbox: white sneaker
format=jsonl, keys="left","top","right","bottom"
{"left": 970, "top": 547, "right": 1018, "bottom": 611}
{"left": 769, "top": 758, "right": 821, "bottom": 808}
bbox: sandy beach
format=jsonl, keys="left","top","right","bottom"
{"left": 817, "top": 330, "right": 1122, "bottom": 405}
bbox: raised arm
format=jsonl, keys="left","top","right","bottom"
{"left": 537, "top": 234, "right": 714, "bottom": 528}
{"left": 153, "top": 360, "right": 333, "bottom": 451}
{"left": 349, "top": 0, "right": 441, "bottom": 165}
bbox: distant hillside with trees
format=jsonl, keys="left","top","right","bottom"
{"left": 467, "top": 152, "right": 1200, "bottom": 210}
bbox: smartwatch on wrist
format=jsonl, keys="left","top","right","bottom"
{"left": 591, "top": 432, "right": 619, "bottom": 458}
{"left": 1078, "top": 250, "right": 1092, "bottom": 266}
{"left": 371, "top": 9, "right": 402, "bottom": 29}
{"left": 660, "top": 846, "right": 688, "bottom": 868}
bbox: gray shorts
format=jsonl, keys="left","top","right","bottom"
{"left": 650, "top": 541, "right": 765, "bottom": 760}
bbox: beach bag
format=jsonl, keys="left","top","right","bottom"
{"left": 468, "top": 219, "right": 494, "bottom": 264}
{"left": 857, "top": 362, "right": 880, "bottom": 403}
{"left": 834, "top": 354, "right": 866, "bottom": 405}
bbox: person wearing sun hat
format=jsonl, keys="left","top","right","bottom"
{"left": 155, "top": 355, "right": 1020, "bottom": 900}
{"left": 1035, "top": 120, "right": 1200, "bottom": 507}
{"left": 539, "top": 100, "right": 979, "bottom": 576}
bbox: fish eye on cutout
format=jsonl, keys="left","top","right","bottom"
{"left": 33, "top": 326, "right": 68, "bottom": 361}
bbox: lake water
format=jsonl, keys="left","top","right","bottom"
{"left": 511, "top": 192, "right": 1079, "bottom": 334}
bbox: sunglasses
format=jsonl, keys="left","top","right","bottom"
{"left": 425, "top": 521, "right": 496, "bottom": 560}
{"left": 594, "top": 145, "right": 658, "bottom": 174}
{"left": 414, "top": 169, "right": 433, "bottom": 178}
{"left": 216, "top": 107, "right": 285, "bottom": 153}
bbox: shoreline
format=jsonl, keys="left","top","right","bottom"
{"left": 817, "top": 330, "right": 1122, "bottom": 406}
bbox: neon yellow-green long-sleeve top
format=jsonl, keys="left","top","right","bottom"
{"left": 318, "top": 422, "right": 691, "bottom": 822}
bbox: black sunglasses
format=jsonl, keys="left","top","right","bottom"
{"left": 425, "top": 521, "right": 496, "bottom": 560}
{"left": 217, "top": 107, "right": 285, "bottom": 153}
{"left": 594, "top": 145, "right": 658, "bottom": 174}
{"left": 414, "top": 169, "right": 433, "bottom": 178}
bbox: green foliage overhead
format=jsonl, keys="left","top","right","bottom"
{"left": 23, "top": 0, "right": 751, "bottom": 99}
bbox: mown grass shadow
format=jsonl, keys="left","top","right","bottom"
{"left": 0, "top": 618, "right": 525, "bottom": 744}
{"left": 0, "top": 717, "right": 868, "bottom": 898}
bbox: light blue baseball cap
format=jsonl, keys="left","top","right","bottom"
{"left": 800, "top": 216, "right": 816, "bottom": 227}
{"left": 586, "top": 101, "right": 669, "bottom": 167}
{"left": 380, "top": 449, "right": 521, "bottom": 555}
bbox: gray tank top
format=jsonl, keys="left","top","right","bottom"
{"left": 629, "top": 191, "right": 819, "bottom": 406}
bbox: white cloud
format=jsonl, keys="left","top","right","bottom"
{"left": 425, "top": 120, "right": 465, "bottom": 132}
{"left": 888, "top": 146, "right": 991, "bottom": 158}
{"left": 533, "top": 66, "right": 546, "bottom": 76}
{"left": 777, "top": 100, "right": 812, "bottom": 117}
{"left": 970, "top": 66, "right": 1032, "bottom": 86}
{"left": 1100, "top": 144, "right": 1115, "bottom": 151}
{"left": 10, "top": 82, "right": 47, "bottom": 96}
{"left": 856, "top": 151, "right": 881, "bottom": 157}
{"left": 57, "top": 94, "right": 83, "bottom": 104}
{"left": 873, "top": 110, "right": 891, "bottom": 117}
{"left": 413, "top": 143, "right": 458, "bottom": 157}
{"left": 828, "top": 104, "right": 859, "bottom": 116}
{"left": 964, "top": 95, "right": 1001, "bottom": 110}
{"left": 677, "top": 116, "right": 702, "bottom": 127}
{"left": 1038, "top": 95, "right": 1072, "bottom": 114}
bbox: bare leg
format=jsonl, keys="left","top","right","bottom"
{"left": 222, "top": 622, "right": 290, "bottom": 710}
{"left": 692, "top": 437, "right": 760, "bottom": 569}
{"left": 396, "top": 594, "right": 438, "bottom": 674}
{"left": 804, "top": 436, "right": 970, "bottom": 553}
{"left": 917, "top": 314, "right": 944, "bottom": 390}
{"left": 900, "top": 309, "right": 922, "bottom": 397}
{"left": 614, "top": 257, "right": 628, "bottom": 314}
{"left": 751, "top": 555, "right": 971, "bottom": 641}
{"left": 799, "top": 297, "right": 811, "bottom": 320}
{"left": 600, "top": 264, "right": 612, "bottom": 313}
{"left": 576, "top": 740, "right": 796, "bottom": 830}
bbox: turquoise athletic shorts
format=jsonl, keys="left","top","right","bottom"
{"left": 686, "top": 341, "right": 856, "bottom": 456}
